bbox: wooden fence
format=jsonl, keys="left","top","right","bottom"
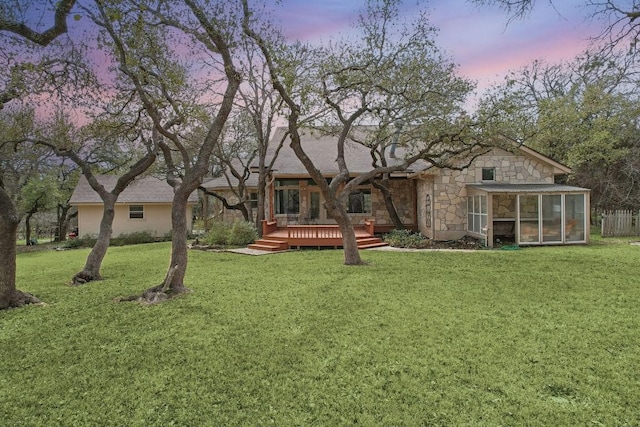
{"left": 601, "top": 210, "right": 640, "bottom": 237}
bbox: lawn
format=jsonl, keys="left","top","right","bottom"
{"left": 1, "top": 239, "right": 639, "bottom": 426}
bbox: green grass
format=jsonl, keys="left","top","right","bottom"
{"left": 2, "top": 239, "right": 640, "bottom": 426}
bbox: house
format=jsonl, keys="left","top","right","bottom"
{"left": 203, "top": 127, "right": 590, "bottom": 248}
{"left": 69, "top": 175, "right": 198, "bottom": 238}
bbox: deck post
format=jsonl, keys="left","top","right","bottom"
{"left": 364, "top": 218, "right": 375, "bottom": 235}
{"left": 262, "top": 219, "right": 278, "bottom": 236}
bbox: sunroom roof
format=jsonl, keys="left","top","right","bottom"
{"left": 467, "top": 183, "right": 590, "bottom": 193}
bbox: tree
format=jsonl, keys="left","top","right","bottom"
{"left": 204, "top": 113, "right": 259, "bottom": 224}
{"left": 33, "top": 111, "right": 158, "bottom": 284}
{"left": 245, "top": 0, "right": 496, "bottom": 265}
{"left": 487, "top": 51, "right": 640, "bottom": 211}
{"left": 0, "top": 0, "right": 78, "bottom": 309}
{"left": 472, "top": 1, "right": 640, "bottom": 52}
{"left": 234, "top": 37, "right": 288, "bottom": 233}
{"left": 52, "top": 160, "right": 79, "bottom": 242}
{"left": 20, "top": 172, "right": 61, "bottom": 245}
{"left": 87, "top": 0, "right": 244, "bottom": 301}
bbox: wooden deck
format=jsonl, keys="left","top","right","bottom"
{"left": 248, "top": 220, "right": 388, "bottom": 252}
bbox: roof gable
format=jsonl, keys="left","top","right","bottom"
{"left": 516, "top": 144, "right": 571, "bottom": 174}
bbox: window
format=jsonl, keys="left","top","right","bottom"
{"left": 467, "top": 195, "right": 487, "bottom": 235}
{"left": 482, "top": 167, "right": 495, "bottom": 181}
{"left": 274, "top": 179, "right": 299, "bottom": 215}
{"left": 347, "top": 189, "right": 372, "bottom": 214}
{"left": 516, "top": 193, "right": 586, "bottom": 244}
{"left": 518, "top": 195, "right": 539, "bottom": 243}
{"left": 129, "top": 205, "right": 144, "bottom": 219}
{"left": 249, "top": 192, "right": 258, "bottom": 210}
{"left": 564, "top": 194, "right": 585, "bottom": 242}
{"left": 542, "top": 194, "right": 562, "bottom": 242}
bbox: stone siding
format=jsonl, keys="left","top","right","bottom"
{"left": 371, "top": 179, "right": 416, "bottom": 226}
{"left": 429, "top": 148, "right": 556, "bottom": 240}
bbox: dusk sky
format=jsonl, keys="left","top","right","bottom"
{"left": 271, "top": 0, "right": 599, "bottom": 93}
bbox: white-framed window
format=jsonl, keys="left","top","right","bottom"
{"left": 482, "top": 167, "right": 495, "bottom": 181}
{"left": 129, "top": 205, "right": 144, "bottom": 219}
{"left": 467, "top": 195, "right": 487, "bottom": 235}
{"left": 517, "top": 193, "right": 587, "bottom": 244}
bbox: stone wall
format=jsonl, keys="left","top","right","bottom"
{"left": 493, "top": 194, "right": 516, "bottom": 219}
{"left": 371, "top": 179, "right": 416, "bottom": 226}
{"left": 430, "top": 148, "right": 556, "bottom": 240}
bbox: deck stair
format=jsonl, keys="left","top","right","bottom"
{"left": 356, "top": 236, "right": 388, "bottom": 249}
{"left": 249, "top": 220, "right": 388, "bottom": 251}
{"left": 247, "top": 238, "right": 289, "bottom": 252}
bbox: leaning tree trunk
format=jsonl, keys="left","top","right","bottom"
{"left": 326, "top": 199, "right": 364, "bottom": 265}
{"left": 372, "top": 178, "right": 405, "bottom": 230}
{"left": 0, "top": 188, "right": 40, "bottom": 310}
{"left": 71, "top": 195, "right": 115, "bottom": 285}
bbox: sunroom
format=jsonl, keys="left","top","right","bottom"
{"left": 465, "top": 183, "right": 590, "bottom": 247}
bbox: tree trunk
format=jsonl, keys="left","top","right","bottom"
{"left": 161, "top": 188, "right": 191, "bottom": 294}
{"left": 0, "top": 188, "right": 41, "bottom": 310}
{"left": 71, "top": 194, "right": 115, "bottom": 285}
{"left": 372, "top": 177, "right": 405, "bottom": 230}
{"left": 239, "top": 203, "right": 250, "bottom": 222}
{"left": 326, "top": 198, "right": 364, "bottom": 265}
{"left": 55, "top": 204, "right": 74, "bottom": 242}
{"left": 24, "top": 212, "right": 33, "bottom": 245}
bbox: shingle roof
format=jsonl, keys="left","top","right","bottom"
{"left": 263, "top": 127, "right": 430, "bottom": 176}
{"left": 69, "top": 175, "right": 198, "bottom": 205}
{"left": 202, "top": 127, "right": 429, "bottom": 191}
{"left": 203, "top": 173, "right": 258, "bottom": 191}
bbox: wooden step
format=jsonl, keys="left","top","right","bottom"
{"left": 247, "top": 238, "right": 289, "bottom": 251}
{"left": 358, "top": 242, "right": 389, "bottom": 249}
{"left": 356, "top": 237, "right": 388, "bottom": 249}
{"left": 247, "top": 244, "right": 283, "bottom": 252}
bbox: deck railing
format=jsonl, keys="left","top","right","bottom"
{"left": 287, "top": 225, "right": 342, "bottom": 239}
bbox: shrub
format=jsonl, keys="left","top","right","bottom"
{"left": 202, "top": 221, "right": 230, "bottom": 246}
{"left": 62, "top": 237, "right": 84, "bottom": 249}
{"left": 63, "top": 234, "right": 97, "bottom": 249}
{"left": 383, "top": 229, "right": 430, "bottom": 248}
{"left": 112, "top": 231, "right": 156, "bottom": 246}
{"left": 200, "top": 221, "right": 257, "bottom": 247}
{"left": 228, "top": 221, "right": 258, "bottom": 246}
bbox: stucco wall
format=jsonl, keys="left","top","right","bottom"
{"left": 77, "top": 203, "right": 193, "bottom": 238}
{"left": 417, "top": 148, "right": 557, "bottom": 240}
